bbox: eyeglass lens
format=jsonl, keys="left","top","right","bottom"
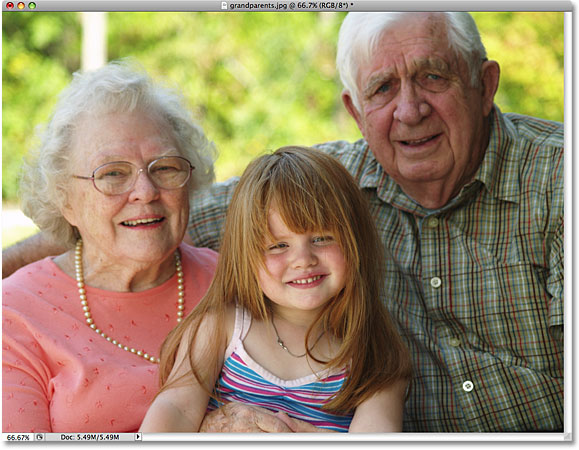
{"left": 93, "top": 157, "right": 191, "bottom": 195}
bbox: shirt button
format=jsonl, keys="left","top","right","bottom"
{"left": 449, "top": 337, "right": 461, "bottom": 347}
{"left": 426, "top": 217, "right": 439, "bottom": 228}
{"left": 462, "top": 381, "right": 474, "bottom": 392}
{"left": 430, "top": 277, "right": 442, "bottom": 288}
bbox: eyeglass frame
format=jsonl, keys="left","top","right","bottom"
{"left": 72, "top": 155, "right": 195, "bottom": 196}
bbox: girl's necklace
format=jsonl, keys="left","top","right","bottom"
{"left": 271, "top": 316, "right": 324, "bottom": 358}
{"left": 74, "top": 238, "right": 185, "bottom": 364}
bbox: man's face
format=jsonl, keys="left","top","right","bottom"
{"left": 343, "top": 13, "right": 498, "bottom": 208}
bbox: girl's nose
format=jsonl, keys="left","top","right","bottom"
{"left": 291, "top": 244, "right": 318, "bottom": 269}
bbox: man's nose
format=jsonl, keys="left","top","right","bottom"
{"left": 392, "top": 81, "right": 432, "bottom": 125}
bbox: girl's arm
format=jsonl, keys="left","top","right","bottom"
{"left": 348, "top": 378, "right": 408, "bottom": 432}
{"left": 140, "top": 311, "right": 227, "bottom": 432}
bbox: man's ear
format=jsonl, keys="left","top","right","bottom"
{"left": 480, "top": 60, "right": 500, "bottom": 117}
{"left": 342, "top": 90, "right": 365, "bottom": 134}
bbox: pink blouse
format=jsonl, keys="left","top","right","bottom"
{"left": 2, "top": 244, "right": 217, "bottom": 433}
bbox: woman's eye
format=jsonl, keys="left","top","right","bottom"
{"left": 151, "top": 165, "right": 178, "bottom": 173}
{"left": 98, "top": 170, "right": 129, "bottom": 179}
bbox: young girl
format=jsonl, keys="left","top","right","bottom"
{"left": 140, "top": 146, "right": 411, "bottom": 432}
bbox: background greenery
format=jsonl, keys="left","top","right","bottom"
{"left": 2, "top": 11, "right": 565, "bottom": 245}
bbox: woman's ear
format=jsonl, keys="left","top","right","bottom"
{"left": 60, "top": 196, "right": 78, "bottom": 227}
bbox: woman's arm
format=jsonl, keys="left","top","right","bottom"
{"left": 348, "top": 378, "right": 408, "bottom": 432}
{"left": 2, "top": 326, "right": 52, "bottom": 432}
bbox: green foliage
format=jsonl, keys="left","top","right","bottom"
{"left": 473, "top": 12, "right": 564, "bottom": 123}
{"left": 2, "top": 11, "right": 565, "bottom": 204}
{"left": 2, "top": 12, "right": 80, "bottom": 200}
{"left": 105, "top": 12, "right": 357, "bottom": 181}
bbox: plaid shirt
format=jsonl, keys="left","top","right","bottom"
{"left": 188, "top": 107, "right": 564, "bottom": 432}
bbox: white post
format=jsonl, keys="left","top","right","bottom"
{"left": 81, "top": 12, "right": 107, "bottom": 72}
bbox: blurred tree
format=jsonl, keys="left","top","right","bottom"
{"left": 106, "top": 12, "right": 355, "bottom": 181}
{"left": 473, "top": 12, "right": 564, "bottom": 123}
{"left": 2, "top": 12, "right": 80, "bottom": 201}
{"left": 2, "top": 11, "right": 565, "bottom": 204}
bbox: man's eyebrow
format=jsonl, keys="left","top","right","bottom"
{"left": 411, "top": 57, "right": 452, "bottom": 74}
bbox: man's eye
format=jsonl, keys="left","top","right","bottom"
{"left": 376, "top": 83, "right": 392, "bottom": 94}
{"left": 368, "top": 80, "right": 399, "bottom": 103}
{"left": 418, "top": 73, "right": 450, "bottom": 92}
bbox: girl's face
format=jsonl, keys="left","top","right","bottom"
{"left": 257, "top": 208, "right": 347, "bottom": 321}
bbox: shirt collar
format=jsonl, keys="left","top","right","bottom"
{"left": 473, "top": 106, "right": 520, "bottom": 204}
{"left": 357, "top": 145, "right": 432, "bottom": 215}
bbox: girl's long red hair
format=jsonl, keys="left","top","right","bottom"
{"left": 158, "top": 146, "right": 411, "bottom": 413}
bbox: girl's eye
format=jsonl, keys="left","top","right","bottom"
{"left": 313, "top": 235, "right": 335, "bottom": 244}
{"left": 266, "top": 243, "right": 288, "bottom": 252}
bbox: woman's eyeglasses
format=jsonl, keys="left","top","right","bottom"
{"left": 73, "top": 156, "right": 194, "bottom": 196}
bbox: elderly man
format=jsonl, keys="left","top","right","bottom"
{"left": 3, "top": 12, "right": 564, "bottom": 432}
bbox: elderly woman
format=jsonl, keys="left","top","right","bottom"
{"left": 2, "top": 61, "right": 219, "bottom": 433}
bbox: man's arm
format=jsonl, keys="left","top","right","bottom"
{"left": 2, "top": 233, "right": 66, "bottom": 278}
{"left": 187, "top": 178, "right": 239, "bottom": 251}
{"left": 199, "top": 403, "right": 293, "bottom": 433}
{"left": 198, "top": 403, "right": 334, "bottom": 433}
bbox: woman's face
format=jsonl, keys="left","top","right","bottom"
{"left": 62, "top": 109, "right": 190, "bottom": 269}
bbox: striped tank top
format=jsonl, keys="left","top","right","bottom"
{"left": 208, "top": 306, "right": 353, "bottom": 432}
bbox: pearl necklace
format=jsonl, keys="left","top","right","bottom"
{"left": 74, "top": 238, "right": 185, "bottom": 364}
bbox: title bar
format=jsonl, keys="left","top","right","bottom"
{"left": 2, "top": 0, "right": 573, "bottom": 12}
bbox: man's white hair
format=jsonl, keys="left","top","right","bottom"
{"left": 336, "top": 12, "right": 488, "bottom": 111}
